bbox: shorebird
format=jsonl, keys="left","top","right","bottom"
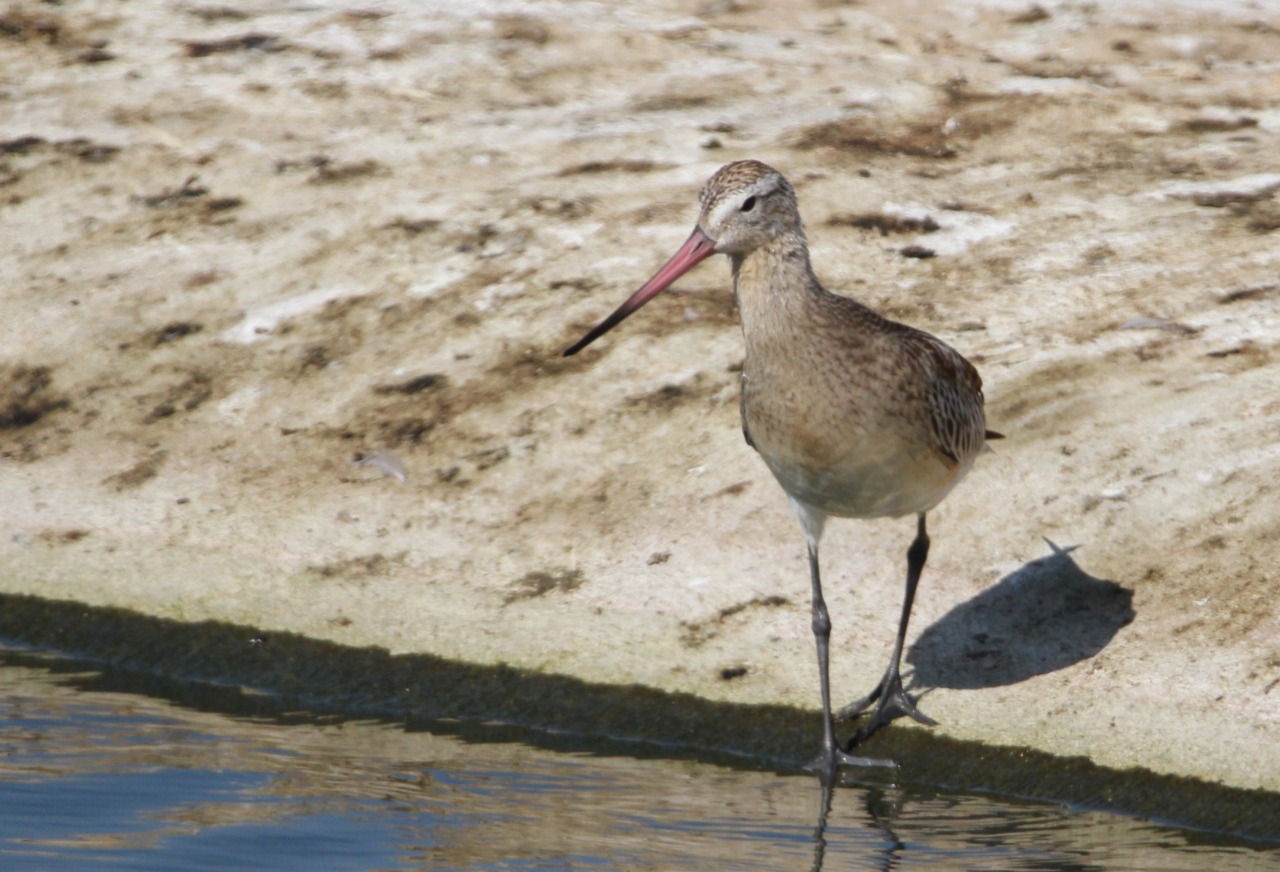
{"left": 564, "top": 160, "right": 996, "bottom": 774}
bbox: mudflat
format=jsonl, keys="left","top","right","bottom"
{"left": 2, "top": 0, "right": 1277, "bottom": 789}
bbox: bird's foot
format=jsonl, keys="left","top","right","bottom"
{"left": 839, "top": 676, "right": 937, "bottom": 746}
{"left": 805, "top": 747, "right": 898, "bottom": 780}
{"left": 835, "top": 685, "right": 881, "bottom": 723}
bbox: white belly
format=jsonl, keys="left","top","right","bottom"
{"left": 758, "top": 440, "right": 972, "bottom": 520}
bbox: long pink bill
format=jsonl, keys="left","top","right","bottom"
{"left": 564, "top": 227, "right": 716, "bottom": 357}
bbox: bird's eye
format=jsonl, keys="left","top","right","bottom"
{"left": 741, "top": 195, "right": 757, "bottom": 213}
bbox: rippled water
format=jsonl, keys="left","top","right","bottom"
{"left": 0, "top": 645, "right": 1275, "bottom": 871}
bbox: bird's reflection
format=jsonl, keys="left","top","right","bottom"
{"left": 810, "top": 775, "right": 906, "bottom": 872}
{"left": 810, "top": 777, "right": 835, "bottom": 872}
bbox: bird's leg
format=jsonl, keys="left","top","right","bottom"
{"left": 839, "top": 513, "right": 938, "bottom": 744}
{"left": 803, "top": 534, "right": 897, "bottom": 775}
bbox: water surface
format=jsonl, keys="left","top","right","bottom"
{"left": 0, "top": 645, "right": 1274, "bottom": 871}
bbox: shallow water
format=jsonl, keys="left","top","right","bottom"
{"left": 0, "top": 644, "right": 1275, "bottom": 871}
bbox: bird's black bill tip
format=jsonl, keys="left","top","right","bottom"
{"left": 563, "top": 321, "right": 610, "bottom": 357}
{"left": 562, "top": 303, "right": 636, "bottom": 358}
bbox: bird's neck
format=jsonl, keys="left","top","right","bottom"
{"left": 730, "top": 231, "right": 824, "bottom": 340}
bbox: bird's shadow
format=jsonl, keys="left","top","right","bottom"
{"left": 905, "top": 541, "right": 1135, "bottom": 691}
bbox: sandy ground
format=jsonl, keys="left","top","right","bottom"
{"left": 2, "top": 0, "right": 1278, "bottom": 790}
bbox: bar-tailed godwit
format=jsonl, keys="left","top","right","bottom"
{"left": 565, "top": 160, "right": 997, "bottom": 774}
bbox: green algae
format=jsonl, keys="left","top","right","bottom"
{"left": 1, "top": 591, "right": 1276, "bottom": 845}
